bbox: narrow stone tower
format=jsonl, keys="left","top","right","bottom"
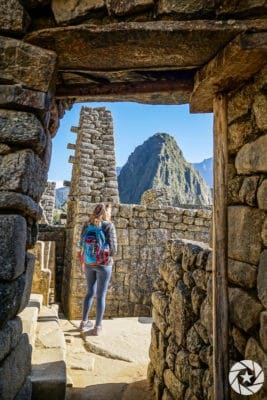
{"left": 62, "top": 106, "right": 119, "bottom": 317}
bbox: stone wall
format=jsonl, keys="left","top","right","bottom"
{"left": 0, "top": 24, "right": 58, "bottom": 397}
{"left": 62, "top": 201, "right": 211, "bottom": 319}
{"left": 226, "top": 65, "right": 267, "bottom": 399}
{"left": 148, "top": 239, "right": 213, "bottom": 400}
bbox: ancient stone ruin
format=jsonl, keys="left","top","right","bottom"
{"left": 0, "top": 1, "right": 266, "bottom": 399}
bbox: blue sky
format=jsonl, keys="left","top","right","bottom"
{"left": 48, "top": 102, "right": 213, "bottom": 184}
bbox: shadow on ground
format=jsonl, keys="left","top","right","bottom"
{"left": 66, "top": 379, "right": 154, "bottom": 400}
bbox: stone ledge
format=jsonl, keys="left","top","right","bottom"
{"left": 19, "top": 293, "right": 43, "bottom": 348}
{"left": 31, "top": 305, "right": 66, "bottom": 400}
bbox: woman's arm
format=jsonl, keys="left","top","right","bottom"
{"left": 106, "top": 223, "right": 117, "bottom": 255}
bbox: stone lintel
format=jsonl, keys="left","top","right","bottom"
{"left": 190, "top": 32, "right": 267, "bottom": 113}
{"left": 25, "top": 20, "right": 267, "bottom": 71}
{"left": 56, "top": 79, "right": 193, "bottom": 104}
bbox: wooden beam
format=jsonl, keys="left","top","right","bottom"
{"left": 55, "top": 79, "right": 193, "bottom": 104}
{"left": 190, "top": 32, "right": 267, "bottom": 113}
{"left": 213, "top": 93, "right": 229, "bottom": 400}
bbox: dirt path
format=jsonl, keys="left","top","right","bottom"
{"left": 59, "top": 316, "right": 154, "bottom": 400}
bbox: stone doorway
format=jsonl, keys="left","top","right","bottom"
{"left": 0, "top": 2, "right": 266, "bottom": 399}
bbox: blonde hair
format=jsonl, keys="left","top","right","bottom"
{"left": 89, "top": 203, "right": 111, "bottom": 226}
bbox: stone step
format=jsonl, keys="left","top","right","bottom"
{"left": 19, "top": 293, "right": 43, "bottom": 349}
{"left": 31, "top": 305, "right": 67, "bottom": 400}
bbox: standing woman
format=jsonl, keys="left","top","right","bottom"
{"left": 79, "top": 203, "right": 117, "bottom": 335}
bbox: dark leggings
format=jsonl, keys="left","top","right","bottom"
{"left": 82, "top": 265, "right": 112, "bottom": 326}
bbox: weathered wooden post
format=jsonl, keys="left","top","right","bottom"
{"left": 213, "top": 93, "right": 229, "bottom": 400}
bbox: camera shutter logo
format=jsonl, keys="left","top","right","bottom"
{"left": 229, "top": 360, "right": 264, "bottom": 395}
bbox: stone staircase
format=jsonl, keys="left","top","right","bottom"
{"left": 19, "top": 294, "right": 67, "bottom": 400}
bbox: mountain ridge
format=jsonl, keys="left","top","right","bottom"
{"left": 118, "top": 133, "right": 212, "bottom": 206}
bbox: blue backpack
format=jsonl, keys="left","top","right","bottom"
{"left": 80, "top": 223, "right": 109, "bottom": 266}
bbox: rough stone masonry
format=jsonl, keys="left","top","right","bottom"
{"left": 0, "top": 1, "right": 266, "bottom": 399}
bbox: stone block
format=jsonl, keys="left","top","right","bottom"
{"left": 189, "top": 368, "right": 204, "bottom": 398}
{"left": 147, "top": 229, "right": 170, "bottom": 245}
{"left": 217, "top": 0, "right": 267, "bottom": 17}
{"left": 228, "top": 120, "right": 253, "bottom": 154}
{"left": 52, "top": 0, "right": 105, "bottom": 24}
{"left": 0, "top": 36, "right": 56, "bottom": 92}
{"left": 129, "top": 228, "right": 147, "bottom": 245}
{"left": 239, "top": 176, "right": 260, "bottom": 207}
{"left": 162, "top": 388, "right": 173, "bottom": 400}
{"left": 0, "top": 0, "right": 30, "bottom": 34}
{"left": 169, "top": 281, "right": 193, "bottom": 346}
{"left": 119, "top": 204, "right": 133, "bottom": 219}
{"left": 158, "top": 0, "right": 214, "bottom": 16}
{"left": 159, "top": 260, "right": 183, "bottom": 289}
{"left": 174, "top": 350, "right": 190, "bottom": 384}
{"left": 191, "top": 286, "right": 206, "bottom": 316}
{"left": 163, "top": 369, "right": 186, "bottom": 400}
{"left": 116, "top": 228, "right": 129, "bottom": 245}
{"left": 107, "top": 0, "right": 153, "bottom": 16}
{"left": 152, "top": 308, "right": 167, "bottom": 336}
{"left": 0, "top": 110, "right": 47, "bottom": 155}
{"left": 235, "top": 134, "right": 267, "bottom": 174}
{"left": 257, "top": 250, "right": 267, "bottom": 308}
{"left": 14, "top": 376, "right": 32, "bottom": 400}
{"left": 182, "top": 242, "right": 203, "bottom": 271}
{"left": 192, "top": 269, "right": 208, "bottom": 291}
{"left": 199, "top": 345, "right": 212, "bottom": 365}
{"left": 228, "top": 206, "right": 265, "bottom": 265}
{"left": 228, "top": 258, "right": 257, "bottom": 289}
{"left": 151, "top": 291, "right": 168, "bottom": 317}
{"left": 0, "top": 191, "right": 42, "bottom": 219}
{"left": 0, "top": 271, "right": 27, "bottom": 328}
{"left": 200, "top": 297, "right": 213, "bottom": 341}
{"left": 260, "top": 312, "right": 267, "bottom": 353}
{"left": 229, "top": 287, "right": 263, "bottom": 332}
{"left": 194, "top": 320, "right": 209, "bottom": 345}
{"left": 0, "top": 84, "right": 47, "bottom": 111}
{"left": 186, "top": 325, "right": 204, "bottom": 353}
{"left": 261, "top": 217, "right": 267, "bottom": 247}
{"left": 169, "top": 239, "right": 185, "bottom": 262}
{"left": 153, "top": 375, "right": 164, "bottom": 400}
{"left": 0, "top": 317, "right": 22, "bottom": 363}
{"left": 245, "top": 337, "right": 267, "bottom": 392}
{"left": 189, "top": 353, "right": 200, "bottom": 368}
{"left": 253, "top": 94, "right": 267, "bottom": 131}
{"left": 0, "top": 215, "right": 27, "bottom": 280}
{"left": 18, "top": 253, "right": 35, "bottom": 313}
{"left": 0, "top": 334, "right": 31, "bottom": 400}
{"left": 0, "top": 149, "right": 47, "bottom": 201}
{"left": 149, "top": 325, "right": 167, "bottom": 379}
{"left": 231, "top": 326, "right": 247, "bottom": 356}
{"left": 257, "top": 179, "right": 267, "bottom": 210}
{"left": 228, "top": 83, "right": 255, "bottom": 124}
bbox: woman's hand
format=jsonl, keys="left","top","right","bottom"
{"left": 81, "top": 263, "right": 85, "bottom": 273}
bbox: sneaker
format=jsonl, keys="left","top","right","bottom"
{"left": 92, "top": 325, "right": 102, "bottom": 336}
{"left": 79, "top": 320, "right": 94, "bottom": 331}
